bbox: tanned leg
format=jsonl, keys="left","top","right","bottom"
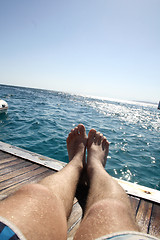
{"left": 0, "top": 124, "right": 87, "bottom": 240}
{"left": 74, "top": 129, "right": 139, "bottom": 240}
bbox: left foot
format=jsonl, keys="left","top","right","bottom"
{"left": 67, "top": 124, "right": 87, "bottom": 168}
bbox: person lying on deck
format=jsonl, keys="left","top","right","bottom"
{"left": 0, "top": 124, "right": 158, "bottom": 240}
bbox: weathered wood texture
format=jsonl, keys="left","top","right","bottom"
{"left": 0, "top": 150, "right": 160, "bottom": 239}
{"left": 129, "top": 195, "right": 160, "bottom": 238}
{"left": 0, "top": 151, "right": 54, "bottom": 199}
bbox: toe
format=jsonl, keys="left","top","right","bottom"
{"left": 74, "top": 127, "right": 79, "bottom": 135}
{"left": 95, "top": 131, "right": 100, "bottom": 143}
{"left": 94, "top": 132, "right": 103, "bottom": 145}
{"left": 88, "top": 129, "right": 96, "bottom": 139}
{"left": 88, "top": 129, "right": 96, "bottom": 146}
{"left": 67, "top": 128, "right": 76, "bottom": 142}
{"left": 102, "top": 137, "right": 109, "bottom": 150}
{"left": 78, "top": 124, "right": 86, "bottom": 135}
{"left": 66, "top": 132, "right": 73, "bottom": 142}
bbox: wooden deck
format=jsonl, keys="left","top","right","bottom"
{"left": 0, "top": 143, "right": 160, "bottom": 239}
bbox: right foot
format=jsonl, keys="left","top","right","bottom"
{"left": 87, "top": 129, "right": 109, "bottom": 169}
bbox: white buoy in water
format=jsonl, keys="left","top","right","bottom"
{"left": 0, "top": 99, "right": 8, "bottom": 113}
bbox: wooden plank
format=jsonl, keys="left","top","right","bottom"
{"left": 0, "top": 156, "right": 18, "bottom": 164}
{"left": 0, "top": 167, "right": 52, "bottom": 191}
{"left": 149, "top": 203, "right": 160, "bottom": 238}
{"left": 67, "top": 202, "right": 82, "bottom": 238}
{"left": 67, "top": 220, "right": 81, "bottom": 238}
{"left": 129, "top": 195, "right": 140, "bottom": 216}
{"left": 68, "top": 202, "right": 82, "bottom": 230}
{"left": 0, "top": 161, "right": 33, "bottom": 176}
{"left": 0, "top": 159, "right": 23, "bottom": 169}
{"left": 117, "top": 178, "right": 160, "bottom": 204}
{"left": 0, "top": 169, "right": 53, "bottom": 198}
{"left": 0, "top": 151, "right": 13, "bottom": 160}
{"left": 0, "top": 151, "right": 6, "bottom": 157}
{"left": 73, "top": 197, "right": 78, "bottom": 205}
{"left": 0, "top": 164, "right": 42, "bottom": 182}
{"left": 0, "top": 141, "right": 65, "bottom": 171}
{"left": 136, "top": 199, "right": 153, "bottom": 234}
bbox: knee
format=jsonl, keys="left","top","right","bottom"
{"left": 10, "top": 184, "right": 67, "bottom": 239}
{"left": 85, "top": 199, "right": 129, "bottom": 220}
{"left": 16, "top": 183, "right": 66, "bottom": 217}
{"left": 17, "top": 183, "right": 51, "bottom": 197}
{"left": 85, "top": 198, "right": 137, "bottom": 230}
{"left": 16, "top": 183, "right": 59, "bottom": 205}
{"left": 17, "top": 183, "right": 66, "bottom": 211}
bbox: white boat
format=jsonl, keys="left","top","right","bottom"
{"left": 158, "top": 101, "right": 160, "bottom": 110}
{"left": 0, "top": 99, "right": 8, "bottom": 113}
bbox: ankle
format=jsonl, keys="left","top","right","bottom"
{"left": 87, "top": 161, "right": 104, "bottom": 179}
{"left": 69, "top": 157, "right": 83, "bottom": 171}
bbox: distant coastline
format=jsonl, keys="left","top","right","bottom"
{"left": 132, "top": 100, "right": 158, "bottom": 105}
{"left": 0, "top": 83, "right": 158, "bottom": 106}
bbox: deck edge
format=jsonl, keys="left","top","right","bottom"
{"left": 0, "top": 141, "right": 160, "bottom": 204}
{"left": 0, "top": 141, "right": 66, "bottom": 171}
{"left": 116, "top": 178, "right": 160, "bottom": 204}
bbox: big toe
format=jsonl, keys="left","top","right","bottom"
{"left": 67, "top": 127, "right": 77, "bottom": 143}
{"left": 78, "top": 124, "right": 86, "bottom": 136}
{"left": 88, "top": 129, "right": 96, "bottom": 147}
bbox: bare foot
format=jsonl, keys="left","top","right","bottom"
{"left": 87, "top": 129, "right": 109, "bottom": 169}
{"left": 67, "top": 124, "right": 87, "bottom": 167}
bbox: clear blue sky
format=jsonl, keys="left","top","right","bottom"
{"left": 0, "top": 0, "right": 159, "bottom": 102}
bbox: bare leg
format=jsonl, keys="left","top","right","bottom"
{"left": 40, "top": 123, "right": 87, "bottom": 217}
{"left": 74, "top": 129, "right": 139, "bottom": 240}
{"left": 0, "top": 124, "right": 87, "bottom": 240}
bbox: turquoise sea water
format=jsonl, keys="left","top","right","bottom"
{"left": 0, "top": 84, "right": 160, "bottom": 190}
